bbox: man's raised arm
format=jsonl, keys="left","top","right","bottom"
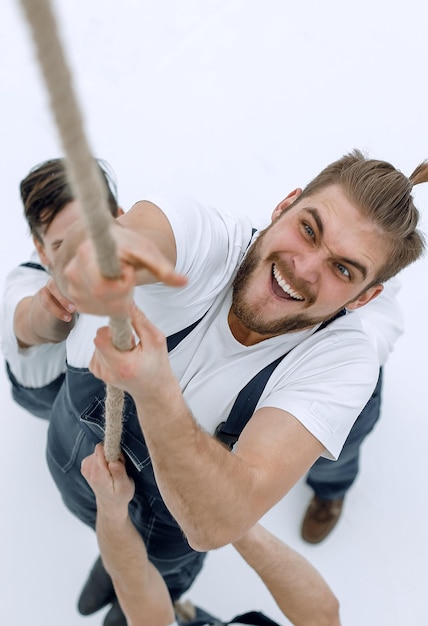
{"left": 54, "top": 201, "right": 186, "bottom": 316}
{"left": 81, "top": 444, "right": 176, "bottom": 626}
{"left": 89, "top": 304, "right": 324, "bottom": 550}
{"left": 13, "top": 278, "right": 76, "bottom": 348}
{"left": 82, "top": 444, "right": 341, "bottom": 626}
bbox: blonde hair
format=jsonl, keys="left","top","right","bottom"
{"left": 299, "top": 150, "right": 426, "bottom": 283}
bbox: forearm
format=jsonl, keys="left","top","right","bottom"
{"left": 54, "top": 204, "right": 183, "bottom": 314}
{"left": 89, "top": 308, "right": 320, "bottom": 551}
{"left": 13, "top": 295, "right": 75, "bottom": 347}
{"left": 81, "top": 446, "right": 175, "bottom": 625}
{"left": 233, "top": 525, "right": 341, "bottom": 626}
{"left": 95, "top": 506, "right": 174, "bottom": 626}
{"left": 135, "top": 385, "right": 321, "bottom": 550}
{"left": 135, "top": 388, "right": 267, "bottom": 550}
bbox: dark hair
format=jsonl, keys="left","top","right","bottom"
{"left": 20, "top": 158, "right": 119, "bottom": 242}
{"left": 297, "top": 149, "right": 426, "bottom": 283}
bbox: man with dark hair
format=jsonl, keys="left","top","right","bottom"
{"left": 0, "top": 157, "right": 120, "bottom": 419}
{"left": 48, "top": 150, "right": 425, "bottom": 620}
{"left": 20, "top": 157, "right": 118, "bottom": 245}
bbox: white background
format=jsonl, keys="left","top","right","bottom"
{"left": 0, "top": 1, "right": 427, "bottom": 625}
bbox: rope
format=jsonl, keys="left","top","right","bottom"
{"left": 18, "top": 0, "right": 133, "bottom": 462}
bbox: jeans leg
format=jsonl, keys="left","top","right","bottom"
{"left": 306, "top": 368, "right": 383, "bottom": 500}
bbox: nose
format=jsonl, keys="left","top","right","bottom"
{"left": 292, "top": 251, "right": 321, "bottom": 285}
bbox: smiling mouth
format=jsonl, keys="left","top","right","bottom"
{"left": 272, "top": 264, "right": 305, "bottom": 301}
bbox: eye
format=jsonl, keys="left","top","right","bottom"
{"left": 335, "top": 263, "right": 351, "bottom": 278}
{"left": 303, "top": 222, "right": 315, "bottom": 240}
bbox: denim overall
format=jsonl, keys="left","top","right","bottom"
{"left": 46, "top": 308, "right": 347, "bottom": 599}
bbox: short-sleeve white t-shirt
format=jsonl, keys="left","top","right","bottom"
{"left": 65, "top": 195, "right": 401, "bottom": 460}
{"left": 0, "top": 196, "right": 403, "bottom": 458}
{"left": 0, "top": 251, "right": 66, "bottom": 387}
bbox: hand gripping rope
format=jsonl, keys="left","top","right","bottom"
{"left": 18, "top": 0, "right": 132, "bottom": 462}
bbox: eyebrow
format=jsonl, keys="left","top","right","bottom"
{"left": 305, "top": 207, "right": 368, "bottom": 280}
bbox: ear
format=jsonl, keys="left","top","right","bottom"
{"left": 33, "top": 236, "right": 49, "bottom": 267}
{"left": 271, "top": 188, "right": 303, "bottom": 221}
{"left": 346, "top": 284, "right": 384, "bottom": 311}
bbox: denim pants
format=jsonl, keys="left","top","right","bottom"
{"left": 5, "top": 361, "right": 64, "bottom": 421}
{"left": 46, "top": 365, "right": 206, "bottom": 601}
{"left": 306, "top": 368, "right": 383, "bottom": 500}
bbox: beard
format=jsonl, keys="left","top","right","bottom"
{"left": 231, "top": 229, "right": 345, "bottom": 336}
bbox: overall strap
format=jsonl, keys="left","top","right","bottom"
{"left": 317, "top": 307, "right": 346, "bottom": 331}
{"left": 167, "top": 317, "right": 205, "bottom": 352}
{"left": 229, "top": 611, "right": 282, "bottom": 625}
{"left": 215, "top": 308, "right": 347, "bottom": 449}
{"left": 19, "top": 261, "right": 47, "bottom": 271}
{"left": 214, "top": 353, "right": 287, "bottom": 449}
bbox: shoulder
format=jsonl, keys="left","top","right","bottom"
{"left": 257, "top": 316, "right": 380, "bottom": 460}
{"left": 3, "top": 251, "right": 49, "bottom": 294}
{"left": 1, "top": 252, "right": 49, "bottom": 330}
{"left": 139, "top": 193, "right": 254, "bottom": 274}
{"left": 352, "top": 277, "right": 404, "bottom": 364}
{"left": 289, "top": 312, "right": 378, "bottom": 366}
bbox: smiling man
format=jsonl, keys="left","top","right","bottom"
{"left": 230, "top": 184, "right": 385, "bottom": 341}
{"left": 2, "top": 157, "right": 347, "bottom": 626}
{"left": 48, "top": 150, "right": 425, "bottom": 617}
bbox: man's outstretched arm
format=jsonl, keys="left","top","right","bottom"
{"left": 81, "top": 444, "right": 176, "bottom": 626}
{"left": 89, "top": 305, "right": 324, "bottom": 550}
{"left": 81, "top": 446, "right": 340, "bottom": 626}
{"left": 234, "top": 525, "right": 341, "bottom": 626}
{"left": 54, "top": 201, "right": 186, "bottom": 316}
{"left": 13, "top": 278, "right": 76, "bottom": 348}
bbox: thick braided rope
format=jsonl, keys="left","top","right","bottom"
{"left": 19, "top": 0, "right": 132, "bottom": 461}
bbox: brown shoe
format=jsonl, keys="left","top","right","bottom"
{"left": 301, "top": 496, "right": 344, "bottom": 544}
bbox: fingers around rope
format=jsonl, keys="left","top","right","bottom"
{"left": 64, "top": 241, "right": 136, "bottom": 316}
{"left": 129, "top": 302, "right": 166, "bottom": 348}
{"left": 92, "top": 304, "right": 166, "bottom": 352}
{"left": 89, "top": 304, "right": 168, "bottom": 387}
{"left": 107, "top": 460, "right": 127, "bottom": 481}
{"left": 81, "top": 443, "right": 105, "bottom": 471}
{"left": 46, "top": 277, "right": 76, "bottom": 311}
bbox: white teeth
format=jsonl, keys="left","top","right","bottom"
{"left": 273, "top": 265, "right": 304, "bottom": 300}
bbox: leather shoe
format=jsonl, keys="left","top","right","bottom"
{"left": 77, "top": 556, "right": 115, "bottom": 615}
{"left": 301, "top": 496, "right": 344, "bottom": 543}
{"left": 104, "top": 600, "right": 127, "bottom": 626}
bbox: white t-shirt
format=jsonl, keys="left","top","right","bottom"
{"left": 0, "top": 251, "right": 66, "bottom": 388}
{"left": 65, "top": 195, "right": 402, "bottom": 460}
{"left": 0, "top": 197, "right": 403, "bottom": 457}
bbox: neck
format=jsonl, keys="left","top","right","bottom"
{"left": 227, "top": 309, "right": 276, "bottom": 346}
